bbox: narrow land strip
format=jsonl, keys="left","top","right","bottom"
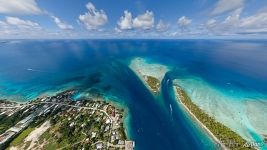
{"left": 174, "top": 86, "right": 255, "bottom": 150}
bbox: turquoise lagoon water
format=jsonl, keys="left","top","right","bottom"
{"left": 0, "top": 40, "right": 267, "bottom": 149}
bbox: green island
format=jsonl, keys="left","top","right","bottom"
{"left": 175, "top": 86, "right": 255, "bottom": 150}
{"left": 144, "top": 76, "right": 161, "bottom": 93}
{"left": 0, "top": 90, "right": 134, "bottom": 150}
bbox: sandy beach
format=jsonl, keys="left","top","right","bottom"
{"left": 129, "top": 57, "right": 267, "bottom": 149}
{"left": 174, "top": 78, "right": 267, "bottom": 145}
{"left": 173, "top": 86, "right": 228, "bottom": 150}
{"left": 129, "top": 57, "right": 170, "bottom": 81}
{"left": 129, "top": 57, "right": 170, "bottom": 93}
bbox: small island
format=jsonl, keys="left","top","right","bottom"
{"left": 129, "top": 57, "right": 169, "bottom": 94}
{"left": 0, "top": 90, "right": 134, "bottom": 150}
{"left": 174, "top": 86, "right": 255, "bottom": 150}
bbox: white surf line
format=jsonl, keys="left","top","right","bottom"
{"left": 174, "top": 86, "right": 228, "bottom": 150}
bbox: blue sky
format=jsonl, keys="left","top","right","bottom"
{"left": 0, "top": 0, "right": 267, "bottom": 38}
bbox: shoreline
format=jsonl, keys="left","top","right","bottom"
{"left": 128, "top": 57, "right": 225, "bottom": 148}
{"left": 174, "top": 86, "right": 256, "bottom": 150}
{"left": 173, "top": 86, "right": 227, "bottom": 150}
{"left": 0, "top": 86, "right": 76, "bottom": 104}
{"left": 175, "top": 77, "right": 267, "bottom": 144}
{"left": 129, "top": 57, "right": 169, "bottom": 95}
{"left": 1, "top": 89, "right": 133, "bottom": 141}
{"left": 1, "top": 89, "right": 134, "bottom": 149}
{"left": 104, "top": 95, "right": 132, "bottom": 141}
{"left": 128, "top": 57, "right": 260, "bottom": 149}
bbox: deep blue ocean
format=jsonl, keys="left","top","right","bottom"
{"left": 0, "top": 40, "right": 267, "bottom": 150}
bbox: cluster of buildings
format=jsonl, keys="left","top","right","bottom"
{"left": 56, "top": 99, "right": 135, "bottom": 149}
{"left": 0, "top": 90, "right": 76, "bottom": 148}
{"left": 0, "top": 100, "right": 22, "bottom": 117}
{"left": 0, "top": 90, "right": 135, "bottom": 150}
{"left": 107, "top": 105, "right": 125, "bottom": 143}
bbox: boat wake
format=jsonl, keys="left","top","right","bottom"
{"left": 169, "top": 104, "right": 173, "bottom": 120}
{"left": 26, "top": 68, "right": 53, "bottom": 73}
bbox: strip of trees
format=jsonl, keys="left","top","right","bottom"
{"left": 176, "top": 87, "right": 255, "bottom": 150}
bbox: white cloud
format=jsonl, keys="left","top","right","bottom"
{"left": 206, "top": 8, "right": 267, "bottom": 35}
{"left": 223, "top": 8, "right": 242, "bottom": 25}
{"left": 114, "top": 27, "right": 122, "bottom": 33}
{"left": 5, "top": 16, "right": 41, "bottom": 29}
{"left": 78, "top": 2, "right": 108, "bottom": 30}
{"left": 237, "top": 28, "right": 267, "bottom": 34}
{"left": 0, "top": 16, "right": 45, "bottom": 38}
{"left": 0, "top": 20, "right": 8, "bottom": 27}
{"left": 51, "top": 16, "right": 73, "bottom": 30}
{"left": 177, "top": 16, "right": 192, "bottom": 27}
{"left": 205, "top": 9, "right": 242, "bottom": 35}
{"left": 211, "top": 0, "right": 244, "bottom": 15}
{"left": 117, "top": 10, "right": 133, "bottom": 30}
{"left": 206, "top": 19, "right": 217, "bottom": 29}
{"left": 240, "top": 12, "right": 267, "bottom": 28}
{"left": 117, "top": 10, "right": 154, "bottom": 31}
{"left": 132, "top": 11, "right": 154, "bottom": 30}
{"left": 238, "top": 11, "right": 267, "bottom": 34}
{"left": 0, "top": 0, "right": 42, "bottom": 15}
{"left": 156, "top": 20, "right": 169, "bottom": 32}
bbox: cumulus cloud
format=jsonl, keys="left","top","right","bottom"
{"left": 5, "top": 16, "right": 41, "bottom": 29}
{"left": 206, "top": 19, "right": 217, "bottom": 29}
{"left": 117, "top": 10, "right": 133, "bottom": 30}
{"left": 133, "top": 11, "right": 154, "bottom": 30}
{"left": 205, "top": 9, "right": 242, "bottom": 35}
{"left": 0, "top": 20, "right": 8, "bottom": 27}
{"left": 51, "top": 16, "right": 73, "bottom": 30}
{"left": 177, "top": 16, "right": 192, "bottom": 28}
{"left": 211, "top": 0, "right": 244, "bottom": 15}
{"left": 238, "top": 11, "right": 267, "bottom": 34}
{"left": 224, "top": 8, "right": 241, "bottom": 23}
{"left": 117, "top": 10, "right": 154, "bottom": 31}
{"left": 206, "top": 8, "right": 267, "bottom": 35}
{"left": 0, "top": 16, "right": 45, "bottom": 38}
{"left": 156, "top": 20, "right": 169, "bottom": 32}
{"left": 78, "top": 2, "right": 108, "bottom": 30}
{"left": 240, "top": 12, "right": 267, "bottom": 29}
{"left": 0, "top": 0, "right": 42, "bottom": 15}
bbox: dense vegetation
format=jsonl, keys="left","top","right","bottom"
{"left": 175, "top": 87, "right": 255, "bottom": 150}
{"left": 36, "top": 105, "right": 126, "bottom": 149}
{"left": 146, "top": 76, "right": 160, "bottom": 93}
